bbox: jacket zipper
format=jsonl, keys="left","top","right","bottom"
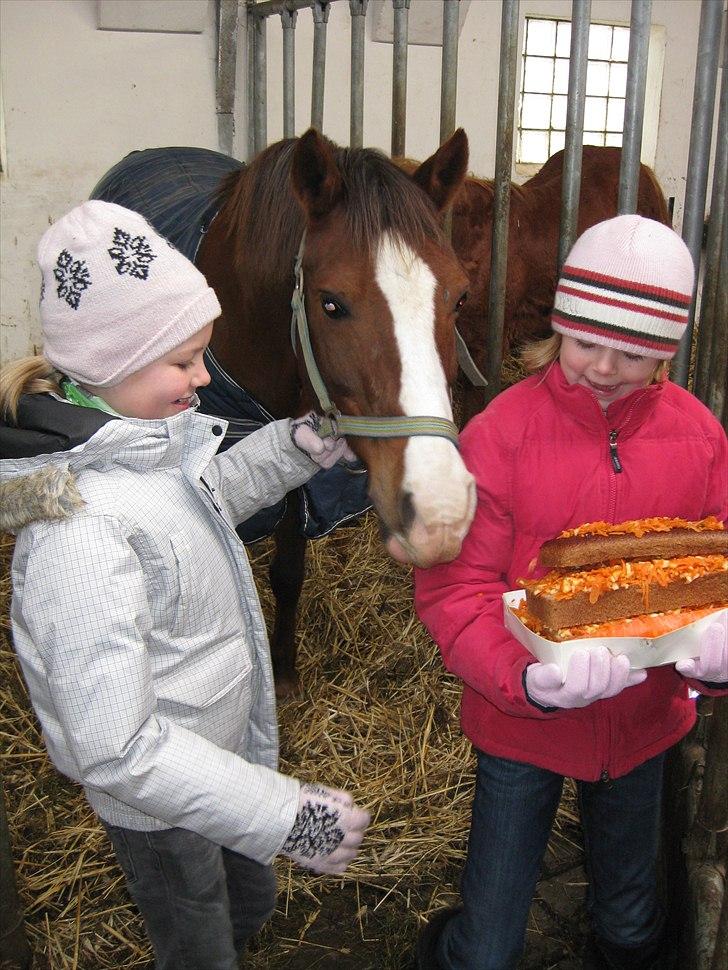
{"left": 608, "top": 430, "right": 622, "bottom": 472}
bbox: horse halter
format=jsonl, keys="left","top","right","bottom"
{"left": 290, "top": 232, "right": 461, "bottom": 445}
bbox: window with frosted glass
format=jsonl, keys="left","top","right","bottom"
{"left": 518, "top": 18, "right": 630, "bottom": 165}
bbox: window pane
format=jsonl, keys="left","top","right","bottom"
{"left": 553, "top": 58, "right": 570, "bottom": 94}
{"left": 520, "top": 129, "right": 550, "bottom": 164}
{"left": 586, "top": 60, "right": 610, "bottom": 96}
{"left": 522, "top": 92, "right": 552, "bottom": 128}
{"left": 585, "top": 96, "right": 607, "bottom": 129}
{"left": 612, "top": 26, "right": 630, "bottom": 61}
{"left": 588, "top": 24, "right": 613, "bottom": 59}
{"left": 523, "top": 56, "right": 555, "bottom": 93}
{"left": 556, "top": 21, "right": 571, "bottom": 58}
{"left": 609, "top": 61, "right": 627, "bottom": 97}
{"left": 606, "top": 97, "right": 625, "bottom": 132}
{"left": 551, "top": 94, "right": 567, "bottom": 130}
{"left": 550, "top": 130, "right": 566, "bottom": 156}
{"left": 526, "top": 18, "right": 556, "bottom": 56}
{"left": 584, "top": 131, "right": 606, "bottom": 147}
{"left": 605, "top": 132, "right": 623, "bottom": 147}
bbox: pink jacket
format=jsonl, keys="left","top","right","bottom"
{"left": 415, "top": 363, "right": 728, "bottom": 781}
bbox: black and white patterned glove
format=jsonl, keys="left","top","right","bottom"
{"left": 290, "top": 412, "right": 357, "bottom": 469}
{"left": 281, "top": 783, "right": 370, "bottom": 875}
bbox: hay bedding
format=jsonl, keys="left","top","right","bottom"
{"left": 1, "top": 513, "right": 584, "bottom": 969}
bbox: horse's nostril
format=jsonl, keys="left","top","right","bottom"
{"left": 399, "top": 491, "right": 416, "bottom": 533}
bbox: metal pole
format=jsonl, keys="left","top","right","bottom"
{"left": 281, "top": 6, "right": 297, "bottom": 139}
{"left": 440, "top": 0, "right": 460, "bottom": 144}
{"left": 485, "top": 0, "right": 520, "bottom": 401}
{"left": 311, "top": 0, "right": 330, "bottom": 132}
{"left": 558, "top": 0, "right": 591, "bottom": 269}
{"left": 617, "top": 0, "right": 651, "bottom": 214}
{"left": 694, "top": 46, "right": 728, "bottom": 408}
{"left": 252, "top": 10, "right": 268, "bottom": 153}
{"left": 216, "top": 0, "right": 240, "bottom": 157}
{"left": 672, "top": 0, "right": 724, "bottom": 388}
{"left": 391, "top": 0, "right": 410, "bottom": 156}
{"left": 349, "top": 0, "right": 368, "bottom": 148}
{"left": 246, "top": 3, "right": 256, "bottom": 160}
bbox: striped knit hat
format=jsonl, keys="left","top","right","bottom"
{"left": 551, "top": 215, "right": 695, "bottom": 359}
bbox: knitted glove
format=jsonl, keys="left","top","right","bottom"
{"left": 290, "top": 412, "right": 357, "bottom": 469}
{"left": 281, "top": 783, "right": 371, "bottom": 875}
{"left": 675, "top": 620, "right": 728, "bottom": 683}
{"left": 525, "top": 647, "right": 647, "bottom": 710}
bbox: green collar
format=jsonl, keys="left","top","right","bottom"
{"left": 60, "top": 378, "right": 121, "bottom": 416}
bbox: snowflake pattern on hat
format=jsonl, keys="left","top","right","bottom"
{"left": 53, "top": 250, "right": 92, "bottom": 310}
{"left": 108, "top": 228, "right": 157, "bottom": 280}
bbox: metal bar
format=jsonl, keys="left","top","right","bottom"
{"left": 558, "top": 0, "right": 591, "bottom": 269}
{"left": 391, "top": 0, "right": 410, "bottom": 156}
{"left": 617, "top": 0, "right": 651, "bottom": 214}
{"left": 672, "top": 0, "right": 723, "bottom": 388}
{"left": 311, "top": 0, "right": 330, "bottom": 131}
{"left": 252, "top": 10, "right": 268, "bottom": 153}
{"left": 705, "top": 212, "right": 727, "bottom": 429}
{"left": 281, "top": 6, "right": 297, "bottom": 138}
{"left": 485, "top": 0, "right": 520, "bottom": 402}
{"left": 246, "top": 3, "right": 256, "bottom": 160}
{"left": 349, "top": 0, "right": 368, "bottom": 148}
{"left": 440, "top": 0, "right": 460, "bottom": 143}
{"left": 694, "top": 44, "right": 728, "bottom": 407}
{"left": 216, "top": 0, "right": 240, "bottom": 156}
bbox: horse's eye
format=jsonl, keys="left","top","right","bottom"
{"left": 455, "top": 292, "right": 468, "bottom": 311}
{"left": 321, "top": 294, "right": 349, "bottom": 319}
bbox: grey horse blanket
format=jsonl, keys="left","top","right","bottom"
{"left": 91, "top": 147, "right": 371, "bottom": 541}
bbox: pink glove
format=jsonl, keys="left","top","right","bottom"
{"left": 290, "top": 412, "right": 357, "bottom": 469}
{"left": 525, "top": 647, "right": 647, "bottom": 709}
{"left": 675, "top": 620, "right": 728, "bottom": 683}
{"left": 281, "top": 783, "right": 371, "bottom": 875}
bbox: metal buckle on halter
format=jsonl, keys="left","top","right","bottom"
{"left": 323, "top": 408, "right": 340, "bottom": 439}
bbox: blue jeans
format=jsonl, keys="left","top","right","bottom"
{"left": 102, "top": 823, "right": 276, "bottom": 970}
{"left": 438, "top": 751, "right": 666, "bottom": 970}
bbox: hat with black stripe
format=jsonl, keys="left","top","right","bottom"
{"left": 551, "top": 214, "right": 695, "bottom": 359}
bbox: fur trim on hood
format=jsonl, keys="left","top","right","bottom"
{"left": 0, "top": 466, "right": 86, "bottom": 532}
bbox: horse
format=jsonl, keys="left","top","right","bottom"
{"left": 92, "top": 128, "right": 476, "bottom": 696}
{"left": 445, "top": 146, "right": 671, "bottom": 420}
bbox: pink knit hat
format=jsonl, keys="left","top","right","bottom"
{"left": 551, "top": 215, "right": 695, "bottom": 359}
{"left": 39, "top": 201, "right": 221, "bottom": 387}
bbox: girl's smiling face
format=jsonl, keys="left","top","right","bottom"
{"left": 559, "top": 335, "right": 660, "bottom": 411}
{"left": 86, "top": 323, "right": 214, "bottom": 419}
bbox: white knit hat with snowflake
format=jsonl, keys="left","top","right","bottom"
{"left": 38, "top": 200, "right": 221, "bottom": 387}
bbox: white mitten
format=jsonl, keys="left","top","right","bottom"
{"left": 675, "top": 620, "right": 728, "bottom": 683}
{"left": 281, "top": 783, "right": 370, "bottom": 875}
{"left": 290, "top": 412, "right": 357, "bottom": 469}
{"left": 525, "top": 647, "right": 647, "bottom": 709}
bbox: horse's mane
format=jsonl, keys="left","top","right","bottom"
{"left": 219, "top": 137, "right": 446, "bottom": 280}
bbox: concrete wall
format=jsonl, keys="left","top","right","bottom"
{"left": 0, "top": 0, "right": 717, "bottom": 363}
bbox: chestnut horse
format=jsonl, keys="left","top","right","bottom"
{"left": 445, "top": 146, "right": 671, "bottom": 420}
{"left": 92, "top": 129, "right": 475, "bottom": 695}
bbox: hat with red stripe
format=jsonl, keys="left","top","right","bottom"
{"left": 551, "top": 215, "right": 695, "bottom": 359}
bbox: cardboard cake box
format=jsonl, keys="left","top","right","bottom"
{"left": 503, "top": 589, "right": 727, "bottom": 678}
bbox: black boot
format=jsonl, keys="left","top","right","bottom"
{"left": 414, "top": 906, "right": 462, "bottom": 970}
{"left": 583, "top": 932, "right": 674, "bottom": 970}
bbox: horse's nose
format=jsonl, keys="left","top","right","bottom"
{"left": 387, "top": 476, "right": 476, "bottom": 568}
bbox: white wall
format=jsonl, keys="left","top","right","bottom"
{"left": 0, "top": 0, "right": 718, "bottom": 364}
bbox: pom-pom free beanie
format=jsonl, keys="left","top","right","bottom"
{"left": 38, "top": 200, "right": 221, "bottom": 387}
{"left": 551, "top": 215, "right": 695, "bottom": 359}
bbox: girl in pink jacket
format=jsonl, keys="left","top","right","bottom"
{"left": 414, "top": 216, "right": 727, "bottom": 970}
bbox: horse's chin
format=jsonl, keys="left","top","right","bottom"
{"left": 384, "top": 532, "right": 464, "bottom": 569}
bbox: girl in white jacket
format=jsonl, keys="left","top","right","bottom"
{"left": 0, "top": 201, "right": 369, "bottom": 970}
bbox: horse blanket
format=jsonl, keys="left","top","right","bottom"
{"left": 91, "top": 147, "right": 371, "bottom": 541}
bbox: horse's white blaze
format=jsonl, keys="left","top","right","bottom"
{"left": 375, "top": 233, "right": 476, "bottom": 565}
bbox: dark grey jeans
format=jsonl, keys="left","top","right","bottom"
{"left": 102, "top": 822, "right": 277, "bottom": 970}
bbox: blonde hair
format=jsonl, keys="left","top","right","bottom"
{"left": 0, "top": 355, "right": 63, "bottom": 422}
{"left": 519, "top": 332, "right": 670, "bottom": 382}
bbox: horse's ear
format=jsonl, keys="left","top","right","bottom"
{"left": 291, "top": 128, "right": 344, "bottom": 222}
{"left": 411, "top": 128, "right": 469, "bottom": 212}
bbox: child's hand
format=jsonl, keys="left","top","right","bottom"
{"left": 290, "top": 413, "right": 357, "bottom": 469}
{"left": 675, "top": 621, "right": 728, "bottom": 683}
{"left": 281, "top": 783, "right": 371, "bottom": 875}
{"left": 525, "top": 647, "right": 647, "bottom": 709}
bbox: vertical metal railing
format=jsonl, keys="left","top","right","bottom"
{"left": 216, "top": 0, "right": 240, "bottom": 156}
{"left": 558, "top": 0, "right": 591, "bottom": 269}
{"left": 440, "top": 0, "right": 461, "bottom": 144}
{"left": 349, "top": 0, "right": 368, "bottom": 148}
{"left": 281, "top": 6, "right": 297, "bottom": 139}
{"left": 391, "top": 0, "right": 410, "bottom": 156}
{"left": 617, "top": 0, "right": 651, "bottom": 214}
{"left": 311, "top": 0, "right": 330, "bottom": 132}
{"left": 672, "top": 0, "right": 724, "bottom": 388}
